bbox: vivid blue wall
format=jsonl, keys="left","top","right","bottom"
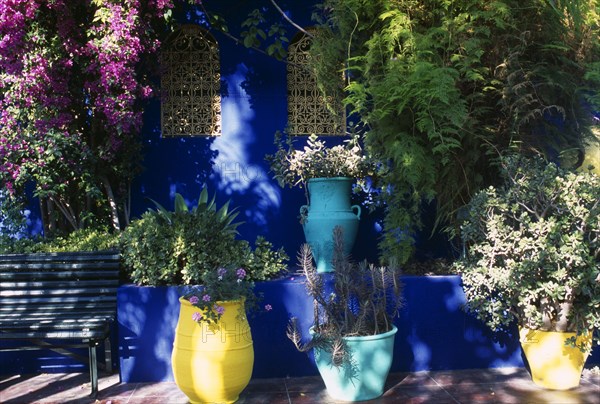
{"left": 4, "top": 276, "right": 598, "bottom": 379}
{"left": 130, "top": 1, "right": 383, "bottom": 264}
{"left": 116, "top": 276, "right": 600, "bottom": 383}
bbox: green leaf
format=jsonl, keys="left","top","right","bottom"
{"left": 174, "top": 193, "right": 188, "bottom": 213}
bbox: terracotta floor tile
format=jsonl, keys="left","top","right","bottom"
{"left": 238, "top": 392, "right": 290, "bottom": 403}
{"left": 384, "top": 371, "right": 438, "bottom": 388}
{"left": 287, "top": 390, "right": 339, "bottom": 403}
{"left": 429, "top": 367, "right": 530, "bottom": 386}
{"left": 127, "top": 397, "right": 186, "bottom": 404}
{"left": 242, "top": 377, "right": 288, "bottom": 394}
{"left": 284, "top": 375, "right": 326, "bottom": 392}
{"left": 381, "top": 385, "right": 457, "bottom": 403}
{"left": 2, "top": 367, "right": 599, "bottom": 404}
{"left": 128, "top": 381, "right": 187, "bottom": 398}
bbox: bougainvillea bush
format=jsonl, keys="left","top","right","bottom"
{"left": 0, "top": 0, "right": 184, "bottom": 234}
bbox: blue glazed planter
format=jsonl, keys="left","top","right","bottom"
{"left": 300, "top": 177, "right": 361, "bottom": 273}
{"left": 312, "top": 326, "right": 398, "bottom": 401}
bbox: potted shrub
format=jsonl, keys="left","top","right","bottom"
{"left": 454, "top": 154, "right": 600, "bottom": 390}
{"left": 120, "top": 187, "right": 288, "bottom": 285}
{"left": 287, "top": 227, "right": 403, "bottom": 401}
{"left": 267, "top": 133, "right": 373, "bottom": 272}
{"left": 120, "top": 187, "right": 288, "bottom": 402}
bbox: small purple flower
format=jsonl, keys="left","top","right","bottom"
{"left": 214, "top": 305, "right": 225, "bottom": 315}
{"left": 192, "top": 312, "right": 202, "bottom": 322}
{"left": 202, "top": 294, "right": 211, "bottom": 302}
{"left": 189, "top": 295, "right": 199, "bottom": 305}
{"left": 236, "top": 268, "right": 246, "bottom": 279}
{"left": 264, "top": 304, "right": 273, "bottom": 311}
{"left": 217, "top": 267, "right": 227, "bottom": 277}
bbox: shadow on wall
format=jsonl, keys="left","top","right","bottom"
{"left": 134, "top": 97, "right": 218, "bottom": 217}
{"left": 397, "top": 276, "right": 523, "bottom": 372}
{"left": 210, "top": 64, "right": 283, "bottom": 230}
{"left": 118, "top": 286, "right": 182, "bottom": 382}
{"left": 9, "top": 276, "right": 598, "bottom": 380}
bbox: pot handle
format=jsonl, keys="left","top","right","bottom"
{"left": 351, "top": 205, "right": 361, "bottom": 219}
{"left": 300, "top": 205, "right": 309, "bottom": 220}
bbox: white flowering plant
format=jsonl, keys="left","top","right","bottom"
{"left": 183, "top": 266, "right": 271, "bottom": 326}
{"left": 266, "top": 132, "right": 374, "bottom": 189}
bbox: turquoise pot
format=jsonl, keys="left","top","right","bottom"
{"left": 300, "top": 177, "right": 361, "bottom": 273}
{"left": 312, "top": 326, "right": 398, "bottom": 401}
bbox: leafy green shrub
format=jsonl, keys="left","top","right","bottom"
{"left": 0, "top": 227, "right": 119, "bottom": 254}
{"left": 120, "top": 188, "right": 288, "bottom": 286}
{"left": 454, "top": 154, "right": 599, "bottom": 349}
{"left": 243, "top": 236, "right": 289, "bottom": 281}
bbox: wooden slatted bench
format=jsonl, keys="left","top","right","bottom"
{"left": 0, "top": 250, "right": 120, "bottom": 397}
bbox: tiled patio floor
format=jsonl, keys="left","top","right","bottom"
{"left": 1, "top": 367, "right": 598, "bottom": 404}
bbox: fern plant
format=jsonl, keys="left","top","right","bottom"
{"left": 287, "top": 226, "right": 403, "bottom": 367}
{"left": 309, "top": 0, "right": 600, "bottom": 265}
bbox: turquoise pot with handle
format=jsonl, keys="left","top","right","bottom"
{"left": 312, "top": 326, "right": 398, "bottom": 401}
{"left": 300, "top": 177, "right": 361, "bottom": 273}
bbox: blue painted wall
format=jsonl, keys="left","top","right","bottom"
{"left": 130, "top": 1, "right": 384, "bottom": 264}
{"left": 116, "top": 277, "right": 599, "bottom": 383}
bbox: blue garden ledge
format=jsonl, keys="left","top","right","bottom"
{"left": 2, "top": 275, "right": 598, "bottom": 381}
{"left": 116, "top": 275, "right": 599, "bottom": 383}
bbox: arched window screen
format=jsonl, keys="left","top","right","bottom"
{"left": 161, "top": 25, "right": 221, "bottom": 137}
{"left": 287, "top": 31, "right": 345, "bottom": 136}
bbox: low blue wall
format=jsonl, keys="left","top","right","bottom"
{"left": 3, "top": 275, "right": 597, "bottom": 379}
{"left": 117, "top": 275, "right": 600, "bottom": 383}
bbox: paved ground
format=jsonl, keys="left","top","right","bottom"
{"left": 1, "top": 367, "right": 599, "bottom": 403}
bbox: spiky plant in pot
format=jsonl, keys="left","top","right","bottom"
{"left": 287, "top": 226, "right": 403, "bottom": 367}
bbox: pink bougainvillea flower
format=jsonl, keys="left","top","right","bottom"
{"left": 214, "top": 305, "right": 225, "bottom": 316}
{"left": 191, "top": 312, "right": 202, "bottom": 322}
{"left": 264, "top": 304, "right": 273, "bottom": 311}
{"left": 189, "top": 295, "right": 199, "bottom": 305}
{"left": 202, "top": 294, "right": 211, "bottom": 302}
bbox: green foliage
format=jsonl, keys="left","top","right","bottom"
{"left": 0, "top": 227, "right": 119, "bottom": 254}
{"left": 244, "top": 236, "right": 289, "bottom": 281}
{"left": 287, "top": 227, "right": 403, "bottom": 367}
{"left": 0, "top": 191, "right": 28, "bottom": 245}
{"left": 120, "top": 187, "right": 288, "bottom": 286}
{"left": 202, "top": 5, "right": 290, "bottom": 60}
{"left": 454, "top": 154, "right": 600, "bottom": 348}
{"left": 309, "top": 0, "right": 600, "bottom": 265}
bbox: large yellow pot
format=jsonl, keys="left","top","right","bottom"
{"left": 519, "top": 327, "right": 592, "bottom": 390}
{"left": 172, "top": 298, "right": 254, "bottom": 403}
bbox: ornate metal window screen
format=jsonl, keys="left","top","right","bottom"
{"left": 287, "top": 32, "right": 345, "bottom": 136}
{"left": 161, "top": 25, "right": 221, "bottom": 137}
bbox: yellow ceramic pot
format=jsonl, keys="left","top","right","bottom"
{"left": 172, "top": 298, "right": 254, "bottom": 403}
{"left": 519, "top": 327, "right": 592, "bottom": 390}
